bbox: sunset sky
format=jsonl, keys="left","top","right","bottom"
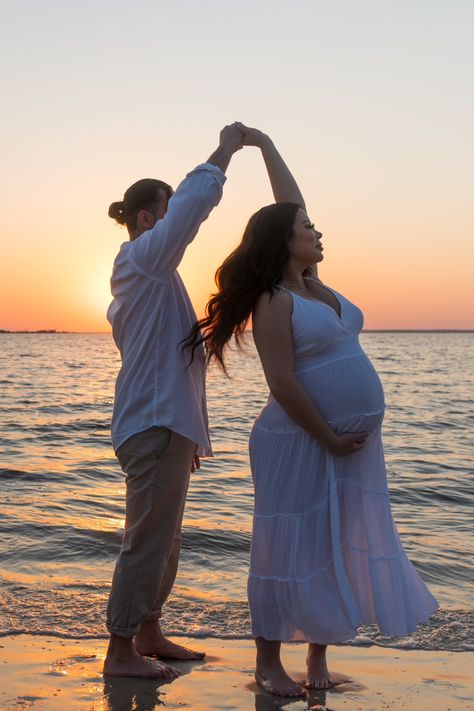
{"left": 1, "top": 0, "right": 472, "bottom": 331}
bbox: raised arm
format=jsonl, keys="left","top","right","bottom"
{"left": 238, "top": 124, "right": 319, "bottom": 274}
{"left": 237, "top": 125, "right": 306, "bottom": 209}
{"left": 207, "top": 123, "right": 244, "bottom": 173}
{"left": 129, "top": 124, "right": 243, "bottom": 279}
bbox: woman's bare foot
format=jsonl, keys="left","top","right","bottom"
{"left": 306, "top": 643, "right": 333, "bottom": 690}
{"left": 255, "top": 668, "right": 306, "bottom": 698}
{"left": 254, "top": 636, "right": 306, "bottom": 698}
{"left": 134, "top": 619, "right": 205, "bottom": 661}
{"left": 103, "top": 634, "right": 180, "bottom": 679}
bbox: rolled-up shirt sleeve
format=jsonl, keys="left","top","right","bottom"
{"left": 128, "top": 162, "right": 226, "bottom": 279}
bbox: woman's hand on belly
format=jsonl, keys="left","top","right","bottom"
{"left": 327, "top": 431, "right": 369, "bottom": 457}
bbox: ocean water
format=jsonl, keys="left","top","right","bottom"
{"left": 0, "top": 332, "right": 472, "bottom": 651}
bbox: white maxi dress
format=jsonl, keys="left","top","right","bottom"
{"left": 248, "top": 285, "right": 439, "bottom": 644}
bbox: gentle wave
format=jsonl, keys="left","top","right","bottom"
{"left": 0, "top": 583, "right": 472, "bottom": 651}
{"left": 0, "top": 332, "right": 473, "bottom": 650}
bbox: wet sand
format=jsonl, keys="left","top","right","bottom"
{"left": 0, "top": 634, "right": 473, "bottom": 710}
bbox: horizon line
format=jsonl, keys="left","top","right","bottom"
{"left": 1, "top": 329, "right": 473, "bottom": 335}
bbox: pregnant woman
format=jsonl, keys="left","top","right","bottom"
{"left": 185, "top": 126, "right": 439, "bottom": 698}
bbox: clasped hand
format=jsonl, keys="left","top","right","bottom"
{"left": 219, "top": 122, "right": 268, "bottom": 153}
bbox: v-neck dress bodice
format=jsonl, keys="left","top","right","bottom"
{"left": 247, "top": 285, "right": 438, "bottom": 644}
{"left": 257, "top": 285, "right": 386, "bottom": 432}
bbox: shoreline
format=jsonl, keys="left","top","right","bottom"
{"left": 1, "top": 605, "right": 472, "bottom": 652}
{"left": 1, "top": 329, "right": 474, "bottom": 334}
{"left": 1, "top": 634, "right": 473, "bottom": 710}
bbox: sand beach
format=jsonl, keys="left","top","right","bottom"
{"left": 1, "top": 634, "right": 473, "bottom": 711}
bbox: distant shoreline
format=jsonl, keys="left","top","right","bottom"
{"left": 0, "top": 329, "right": 71, "bottom": 334}
{"left": 1, "top": 329, "right": 473, "bottom": 335}
{"left": 362, "top": 329, "right": 474, "bottom": 333}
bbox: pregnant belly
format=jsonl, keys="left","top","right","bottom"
{"left": 256, "top": 353, "right": 385, "bottom": 434}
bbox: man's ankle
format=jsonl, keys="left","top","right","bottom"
{"left": 137, "top": 618, "right": 163, "bottom": 637}
{"left": 107, "top": 633, "right": 135, "bottom": 656}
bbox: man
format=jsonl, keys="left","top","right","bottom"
{"left": 103, "top": 123, "right": 244, "bottom": 679}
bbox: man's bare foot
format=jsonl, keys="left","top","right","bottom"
{"left": 103, "top": 651, "right": 180, "bottom": 680}
{"left": 135, "top": 620, "right": 205, "bottom": 661}
{"left": 135, "top": 636, "right": 205, "bottom": 661}
{"left": 305, "top": 649, "right": 334, "bottom": 690}
{"left": 103, "top": 632, "right": 180, "bottom": 679}
{"left": 255, "top": 668, "right": 307, "bottom": 698}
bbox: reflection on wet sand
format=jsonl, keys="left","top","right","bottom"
{"left": 102, "top": 676, "right": 164, "bottom": 710}
{"left": 250, "top": 669, "right": 361, "bottom": 711}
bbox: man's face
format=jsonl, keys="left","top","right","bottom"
{"left": 133, "top": 187, "right": 175, "bottom": 237}
{"left": 150, "top": 187, "right": 174, "bottom": 223}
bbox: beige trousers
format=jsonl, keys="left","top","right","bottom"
{"left": 106, "top": 426, "right": 196, "bottom": 638}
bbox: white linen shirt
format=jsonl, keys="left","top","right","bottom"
{"left": 107, "top": 162, "right": 226, "bottom": 456}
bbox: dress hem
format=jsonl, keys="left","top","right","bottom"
{"left": 251, "top": 601, "right": 440, "bottom": 645}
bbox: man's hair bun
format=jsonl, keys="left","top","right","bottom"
{"left": 108, "top": 201, "right": 127, "bottom": 225}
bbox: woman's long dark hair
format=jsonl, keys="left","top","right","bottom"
{"left": 183, "top": 202, "right": 301, "bottom": 372}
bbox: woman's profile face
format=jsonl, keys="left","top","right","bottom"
{"left": 289, "top": 208, "right": 324, "bottom": 265}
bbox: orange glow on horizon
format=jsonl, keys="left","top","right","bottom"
{"left": 1, "top": 2, "right": 473, "bottom": 333}
{"left": 2, "top": 209, "right": 473, "bottom": 333}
